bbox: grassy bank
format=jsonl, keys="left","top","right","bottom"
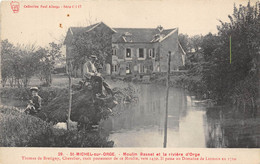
{"left": 0, "top": 107, "right": 113, "bottom": 147}
{"left": 0, "top": 87, "right": 68, "bottom": 104}
{"left": 151, "top": 73, "right": 206, "bottom": 98}
{"left": 0, "top": 77, "right": 139, "bottom": 147}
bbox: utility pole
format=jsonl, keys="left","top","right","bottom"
{"left": 67, "top": 59, "right": 73, "bottom": 130}
{"left": 163, "top": 51, "right": 171, "bottom": 148}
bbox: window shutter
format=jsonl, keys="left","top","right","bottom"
{"left": 144, "top": 48, "right": 146, "bottom": 59}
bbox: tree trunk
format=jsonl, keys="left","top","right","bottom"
{"left": 49, "top": 73, "right": 52, "bottom": 85}
{"left": 8, "top": 77, "right": 13, "bottom": 87}
{"left": 17, "top": 79, "right": 21, "bottom": 88}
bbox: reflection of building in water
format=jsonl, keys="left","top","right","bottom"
{"left": 101, "top": 85, "right": 189, "bottom": 134}
{"left": 100, "top": 85, "right": 213, "bottom": 147}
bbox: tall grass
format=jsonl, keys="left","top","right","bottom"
{"left": 0, "top": 107, "right": 113, "bottom": 147}
{"left": 0, "top": 107, "right": 50, "bottom": 146}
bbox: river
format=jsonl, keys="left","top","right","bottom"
{"left": 100, "top": 84, "right": 260, "bottom": 148}
{"left": 1, "top": 84, "right": 259, "bottom": 148}
{"left": 100, "top": 84, "right": 207, "bottom": 147}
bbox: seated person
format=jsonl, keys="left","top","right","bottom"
{"left": 83, "top": 55, "right": 113, "bottom": 98}
{"left": 25, "top": 87, "right": 42, "bottom": 115}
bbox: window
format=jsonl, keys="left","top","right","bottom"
{"left": 112, "top": 64, "right": 118, "bottom": 73}
{"left": 149, "top": 49, "right": 153, "bottom": 57}
{"left": 140, "top": 64, "right": 145, "bottom": 73}
{"left": 112, "top": 48, "right": 117, "bottom": 56}
{"left": 152, "top": 48, "right": 155, "bottom": 58}
{"left": 115, "top": 65, "right": 117, "bottom": 72}
{"left": 126, "top": 63, "right": 131, "bottom": 74}
{"left": 139, "top": 48, "right": 144, "bottom": 58}
{"left": 126, "top": 48, "right": 131, "bottom": 58}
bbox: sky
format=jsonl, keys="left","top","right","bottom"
{"left": 0, "top": 0, "right": 255, "bottom": 47}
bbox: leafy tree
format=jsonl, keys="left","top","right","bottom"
{"left": 1, "top": 40, "right": 17, "bottom": 87}
{"left": 34, "top": 42, "right": 62, "bottom": 86}
{"left": 1, "top": 40, "right": 62, "bottom": 87}
{"left": 202, "top": 1, "right": 259, "bottom": 114}
{"left": 189, "top": 35, "right": 203, "bottom": 52}
{"left": 70, "top": 25, "right": 113, "bottom": 76}
{"left": 178, "top": 34, "right": 190, "bottom": 52}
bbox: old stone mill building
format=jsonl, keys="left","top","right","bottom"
{"left": 64, "top": 22, "right": 186, "bottom": 78}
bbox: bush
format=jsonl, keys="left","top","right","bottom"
{"left": 0, "top": 87, "right": 68, "bottom": 105}
{"left": 28, "top": 129, "right": 114, "bottom": 147}
{"left": 0, "top": 107, "right": 50, "bottom": 146}
{"left": 0, "top": 107, "right": 114, "bottom": 147}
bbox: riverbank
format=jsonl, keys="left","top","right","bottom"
{"left": 0, "top": 77, "right": 139, "bottom": 147}
{"left": 0, "top": 106, "right": 114, "bottom": 147}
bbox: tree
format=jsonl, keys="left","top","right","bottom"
{"left": 35, "top": 42, "right": 62, "bottom": 86}
{"left": 178, "top": 33, "right": 190, "bottom": 52}
{"left": 1, "top": 40, "right": 17, "bottom": 87}
{"left": 202, "top": 1, "right": 259, "bottom": 114}
{"left": 190, "top": 35, "right": 203, "bottom": 52}
{"left": 70, "top": 24, "right": 113, "bottom": 75}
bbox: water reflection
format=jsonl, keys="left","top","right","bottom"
{"left": 205, "top": 108, "right": 260, "bottom": 148}
{"left": 100, "top": 84, "right": 260, "bottom": 148}
{"left": 100, "top": 84, "right": 207, "bottom": 147}
{"left": 1, "top": 84, "right": 259, "bottom": 148}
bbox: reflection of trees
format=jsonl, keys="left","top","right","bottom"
{"left": 206, "top": 108, "right": 260, "bottom": 148}
{"left": 106, "top": 86, "right": 191, "bottom": 132}
{"left": 206, "top": 118, "right": 226, "bottom": 148}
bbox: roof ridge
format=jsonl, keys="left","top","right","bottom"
{"left": 113, "top": 27, "right": 158, "bottom": 30}
{"left": 70, "top": 22, "right": 101, "bottom": 28}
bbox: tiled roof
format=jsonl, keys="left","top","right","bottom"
{"left": 64, "top": 22, "right": 177, "bottom": 44}
{"left": 112, "top": 28, "right": 176, "bottom": 43}
{"left": 69, "top": 22, "right": 100, "bottom": 35}
{"left": 112, "top": 28, "right": 175, "bottom": 43}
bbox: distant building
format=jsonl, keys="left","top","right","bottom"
{"left": 64, "top": 22, "right": 186, "bottom": 77}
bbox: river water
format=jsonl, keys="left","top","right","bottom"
{"left": 100, "top": 84, "right": 208, "bottom": 147}
{"left": 100, "top": 84, "right": 260, "bottom": 148}
{"left": 1, "top": 84, "right": 259, "bottom": 148}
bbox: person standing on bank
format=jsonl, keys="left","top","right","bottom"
{"left": 83, "top": 55, "right": 113, "bottom": 98}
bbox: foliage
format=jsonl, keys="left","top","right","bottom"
{"left": 178, "top": 34, "right": 203, "bottom": 53}
{"left": 0, "top": 40, "right": 37, "bottom": 87}
{"left": 0, "top": 107, "right": 114, "bottom": 147}
{"left": 0, "top": 107, "right": 50, "bottom": 146}
{"left": 178, "top": 33, "right": 190, "bottom": 52}
{"left": 28, "top": 129, "right": 113, "bottom": 147}
{"left": 70, "top": 24, "right": 113, "bottom": 72}
{"left": 177, "top": 1, "right": 259, "bottom": 114}
{"left": 0, "top": 87, "right": 68, "bottom": 105}
{"left": 202, "top": 1, "right": 259, "bottom": 109}
{"left": 1, "top": 40, "right": 62, "bottom": 87}
{"left": 34, "top": 43, "right": 62, "bottom": 86}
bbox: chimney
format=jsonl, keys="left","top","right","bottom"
{"left": 156, "top": 25, "right": 164, "bottom": 40}
{"left": 157, "top": 25, "right": 164, "bottom": 33}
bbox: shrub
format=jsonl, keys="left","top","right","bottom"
{"left": 0, "top": 107, "right": 50, "bottom": 146}
{"left": 0, "top": 107, "right": 114, "bottom": 147}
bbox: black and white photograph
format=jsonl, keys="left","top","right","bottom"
{"left": 0, "top": 0, "right": 259, "bottom": 161}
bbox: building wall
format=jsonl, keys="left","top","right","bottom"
{"left": 111, "top": 43, "right": 158, "bottom": 76}
{"left": 159, "top": 29, "right": 181, "bottom": 72}
{"left": 65, "top": 25, "right": 183, "bottom": 77}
